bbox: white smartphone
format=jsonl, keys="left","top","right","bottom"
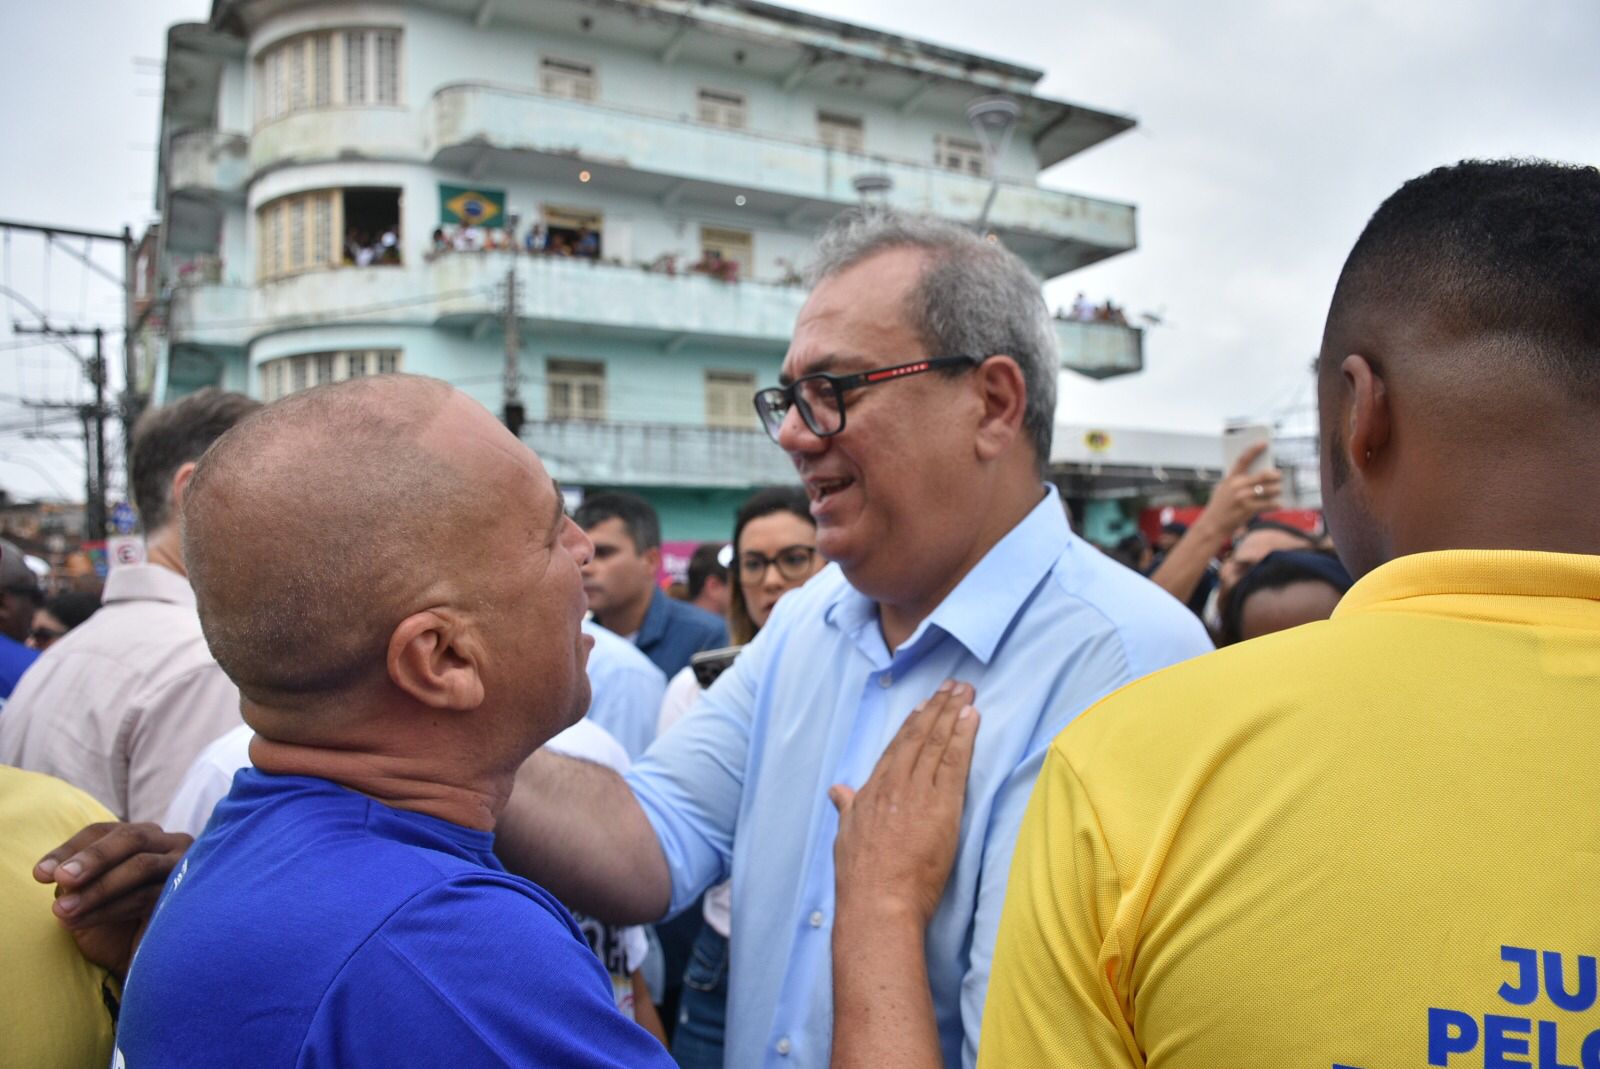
{"left": 1221, "top": 423, "right": 1274, "bottom": 474}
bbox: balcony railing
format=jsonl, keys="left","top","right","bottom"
{"left": 168, "top": 129, "right": 249, "bottom": 200}
{"left": 425, "top": 83, "right": 1136, "bottom": 271}
{"left": 523, "top": 419, "right": 798, "bottom": 488}
{"left": 1052, "top": 319, "right": 1143, "bottom": 379}
{"left": 168, "top": 280, "right": 250, "bottom": 349}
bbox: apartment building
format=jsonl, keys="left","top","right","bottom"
{"left": 149, "top": 0, "right": 1142, "bottom": 537}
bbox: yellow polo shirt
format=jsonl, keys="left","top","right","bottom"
{"left": 0, "top": 765, "right": 117, "bottom": 1069}
{"left": 980, "top": 551, "right": 1600, "bottom": 1069}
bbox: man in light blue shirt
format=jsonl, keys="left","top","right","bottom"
{"left": 581, "top": 619, "right": 667, "bottom": 761}
{"left": 495, "top": 211, "right": 1209, "bottom": 1068}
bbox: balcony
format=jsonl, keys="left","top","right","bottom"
{"left": 247, "top": 252, "right": 1136, "bottom": 377}
{"left": 433, "top": 252, "right": 806, "bottom": 347}
{"left": 168, "top": 129, "right": 249, "bottom": 200}
{"left": 1053, "top": 319, "right": 1143, "bottom": 379}
{"left": 168, "top": 277, "right": 250, "bottom": 349}
{"left": 523, "top": 419, "right": 797, "bottom": 488}
{"left": 252, "top": 252, "right": 805, "bottom": 349}
{"left": 425, "top": 83, "right": 1136, "bottom": 279}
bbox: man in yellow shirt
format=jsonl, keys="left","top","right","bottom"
{"left": 0, "top": 765, "right": 117, "bottom": 1069}
{"left": 980, "top": 158, "right": 1600, "bottom": 1067}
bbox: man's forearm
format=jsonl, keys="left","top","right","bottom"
{"left": 830, "top": 902, "right": 945, "bottom": 1069}
{"left": 494, "top": 750, "right": 672, "bottom": 926}
{"left": 1149, "top": 521, "right": 1223, "bottom": 603}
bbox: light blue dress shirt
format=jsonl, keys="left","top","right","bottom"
{"left": 627, "top": 486, "right": 1212, "bottom": 1068}
{"left": 582, "top": 620, "right": 668, "bottom": 761}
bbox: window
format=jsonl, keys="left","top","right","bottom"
{"left": 257, "top": 187, "right": 401, "bottom": 281}
{"left": 547, "top": 359, "right": 606, "bottom": 422}
{"left": 257, "top": 190, "right": 341, "bottom": 281}
{"left": 697, "top": 87, "right": 747, "bottom": 130}
{"left": 259, "top": 350, "right": 401, "bottom": 402}
{"left": 314, "top": 35, "right": 332, "bottom": 107}
{"left": 541, "top": 57, "right": 596, "bottom": 102}
{"left": 700, "top": 226, "right": 753, "bottom": 274}
{"left": 705, "top": 370, "right": 757, "bottom": 430}
{"left": 817, "top": 111, "right": 864, "bottom": 154}
{"left": 543, "top": 206, "right": 603, "bottom": 260}
{"left": 344, "top": 31, "right": 367, "bottom": 105}
{"left": 374, "top": 30, "right": 400, "bottom": 104}
{"left": 935, "top": 134, "right": 987, "bottom": 177}
{"left": 255, "top": 28, "right": 402, "bottom": 124}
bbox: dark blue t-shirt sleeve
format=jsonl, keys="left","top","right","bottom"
{"left": 298, "top": 874, "right": 674, "bottom": 1068}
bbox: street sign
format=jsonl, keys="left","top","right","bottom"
{"left": 111, "top": 501, "right": 137, "bottom": 535}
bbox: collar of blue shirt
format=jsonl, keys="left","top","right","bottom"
{"left": 821, "top": 485, "right": 1068, "bottom": 666}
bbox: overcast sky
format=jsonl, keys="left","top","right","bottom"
{"left": 0, "top": 0, "right": 1594, "bottom": 500}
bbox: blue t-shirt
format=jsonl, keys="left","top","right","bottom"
{"left": 116, "top": 769, "right": 673, "bottom": 1068}
{"left": 0, "top": 634, "right": 39, "bottom": 705}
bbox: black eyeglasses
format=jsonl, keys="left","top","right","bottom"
{"left": 752, "top": 356, "right": 985, "bottom": 443}
{"left": 738, "top": 544, "right": 818, "bottom": 584}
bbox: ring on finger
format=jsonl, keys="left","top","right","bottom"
{"left": 1252, "top": 483, "right": 1265, "bottom": 498}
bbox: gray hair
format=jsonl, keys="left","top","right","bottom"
{"left": 806, "top": 209, "right": 1059, "bottom": 468}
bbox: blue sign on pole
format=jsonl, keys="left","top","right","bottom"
{"left": 111, "top": 501, "right": 137, "bottom": 535}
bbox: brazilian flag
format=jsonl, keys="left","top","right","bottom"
{"left": 440, "top": 184, "right": 507, "bottom": 228}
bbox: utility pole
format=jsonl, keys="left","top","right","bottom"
{"left": 501, "top": 265, "right": 525, "bottom": 438}
{"left": 122, "top": 225, "right": 143, "bottom": 462}
{"left": 0, "top": 217, "right": 140, "bottom": 498}
{"left": 12, "top": 322, "right": 111, "bottom": 543}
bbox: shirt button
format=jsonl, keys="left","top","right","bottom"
{"left": 879, "top": 672, "right": 893, "bottom": 688}
{"left": 809, "top": 910, "right": 824, "bottom": 928}
{"left": 776, "top": 1037, "right": 792, "bottom": 1056}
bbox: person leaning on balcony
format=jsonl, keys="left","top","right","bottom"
{"left": 492, "top": 209, "right": 1211, "bottom": 1069}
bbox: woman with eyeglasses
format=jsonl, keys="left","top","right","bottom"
{"left": 656, "top": 486, "right": 825, "bottom": 1069}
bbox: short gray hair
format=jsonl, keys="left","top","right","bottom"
{"left": 806, "top": 209, "right": 1059, "bottom": 468}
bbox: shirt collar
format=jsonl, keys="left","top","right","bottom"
{"left": 101, "top": 562, "right": 196, "bottom": 608}
{"left": 636, "top": 586, "right": 670, "bottom": 646}
{"left": 824, "top": 485, "right": 1071, "bottom": 664}
{"left": 1334, "top": 549, "right": 1600, "bottom": 622}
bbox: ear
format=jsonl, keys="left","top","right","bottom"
{"left": 168, "top": 461, "right": 199, "bottom": 518}
{"left": 972, "top": 355, "right": 1028, "bottom": 462}
{"left": 1340, "top": 354, "right": 1391, "bottom": 475}
{"left": 643, "top": 544, "right": 662, "bottom": 573}
{"left": 386, "top": 610, "right": 486, "bottom": 712}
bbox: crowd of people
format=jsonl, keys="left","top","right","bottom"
{"left": 1, "top": 157, "right": 1597, "bottom": 1069}
{"left": 430, "top": 220, "right": 604, "bottom": 260}
{"left": 1056, "top": 290, "right": 1130, "bottom": 326}
{"left": 345, "top": 226, "right": 402, "bottom": 267}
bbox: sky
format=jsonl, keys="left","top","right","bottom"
{"left": 0, "top": 0, "right": 1595, "bottom": 501}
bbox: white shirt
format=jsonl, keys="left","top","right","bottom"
{"left": 581, "top": 620, "right": 666, "bottom": 761}
{"left": 0, "top": 563, "right": 242, "bottom": 823}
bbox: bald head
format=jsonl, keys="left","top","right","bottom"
{"left": 183, "top": 376, "right": 514, "bottom": 707}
